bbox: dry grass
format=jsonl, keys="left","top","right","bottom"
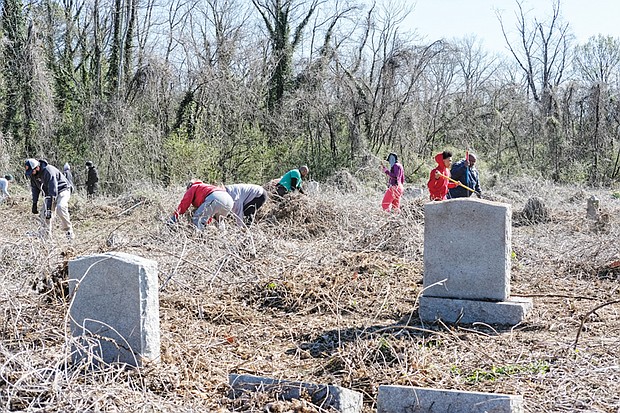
{"left": 1, "top": 176, "right": 619, "bottom": 412}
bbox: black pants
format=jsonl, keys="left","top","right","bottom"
{"left": 243, "top": 193, "right": 267, "bottom": 225}
{"left": 87, "top": 183, "right": 98, "bottom": 197}
{"left": 275, "top": 184, "right": 288, "bottom": 197}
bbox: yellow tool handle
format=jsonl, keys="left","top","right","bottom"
{"left": 437, "top": 172, "right": 476, "bottom": 193}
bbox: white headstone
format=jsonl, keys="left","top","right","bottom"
{"left": 420, "top": 198, "right": 532, "bottom": 325}
{"left": 68, "top": 252, "right": 160, "bottom": 367}
{"left": 423, "top": 198, "right": 511, "bottom": 301}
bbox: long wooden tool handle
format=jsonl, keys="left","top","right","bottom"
{"left": 437, "top": 173, "right": 476, "bottom": 193}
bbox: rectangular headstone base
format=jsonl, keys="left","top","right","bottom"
{"left": 377, "top": 385, "right": 524, "bottom": 413}
{"left": 229, "top": 374, "right": 362, "bottom": 413}
{"left": 419, "top": 295, "right": 532, "bottom": 325}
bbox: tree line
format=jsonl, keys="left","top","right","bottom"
{"left": 1, "top": 0, "right": 619, "bottom": 191}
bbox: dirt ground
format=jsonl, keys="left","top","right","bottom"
{"left": 0, "top": 175, "right": 619, "bottom": 412}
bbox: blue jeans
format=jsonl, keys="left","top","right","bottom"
{"left": 192, "top": 191, "right": 234, "bottom": 230}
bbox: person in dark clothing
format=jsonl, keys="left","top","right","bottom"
{"left": 25, "top": 158, "right": 74, "bottom": 239}
{"left": 449, "top": 153, "right": 482, "bottom": 198}
{"left": 85, "top": 161, "right": 99, "bottom": 198}
{"left": 63, "top": 163, "right": 75, "bottom": 193}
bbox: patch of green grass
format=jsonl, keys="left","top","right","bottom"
{"left": 612, "top": 191, "right": 620, "bottom": 199}
{"left": 452, "top": 361, "right": 550, "bottom": 383}
{"left": 378, "top": 337, "right": 391, "bottom": 351}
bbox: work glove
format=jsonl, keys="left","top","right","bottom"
{"left": 167, "top": 215, "right": 178, "bottom": 226}
{"left": 32, "top": 203, "right": 38, "bottom": 214}
{"left": 475, "top": 191, "right": 482, "bottom": 199}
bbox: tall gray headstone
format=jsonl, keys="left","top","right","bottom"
{"left": 68, "top": 252, "right": 160, "bottom": 367}
{"left": 423, "top": 198, "right": 511, "bottom": 301}
{"left": 586, "top": 195, "right": 600, "bottom": 220}
{"left": 420, "top": 198, "right": 532, "bottom": 325}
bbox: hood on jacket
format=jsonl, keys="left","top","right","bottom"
{"left": 386, "top": 153, "right": 398, "bottom": 168}
{"left": 24, "top": 159, "right": 39, "bottom": 177}
{"left": 434, "top": 153, "right": 447, "bottom": 171}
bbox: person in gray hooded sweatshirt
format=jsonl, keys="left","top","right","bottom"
{"left": 25, "top": 159, "right": 74, "bottom": 240}
{"left": 225, "top": 183, "right": 267, "bottom": 227}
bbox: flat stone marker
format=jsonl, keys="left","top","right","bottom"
{"left": 377, "top": 385, "right": 524, "bottom": 413}
{"left": 229, "top": 374, "right": 363, "bottom": 413}
{"left": 420, "top": 198, "right": 532, "bottom": 325}
{"left": 68, "top": 252, "right": 160, "bottom": 367}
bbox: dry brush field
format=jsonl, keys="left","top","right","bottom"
{"left": 1, "top": 172, "right": 619, "bottom": 412}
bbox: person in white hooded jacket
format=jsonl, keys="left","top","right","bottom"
{"left": 225, "top": 184, "right": 267, "bottom": 227}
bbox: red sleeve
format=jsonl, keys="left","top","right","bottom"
{"left": 175, "top": 186, "right": 195, "bottom": 217}
{"left": 427, "top": 169, "right": 441, "bottom": 194}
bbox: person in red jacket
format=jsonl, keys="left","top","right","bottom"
{"left": 169, "top": 180, "right": 234, "bottom": 230}
{"left": 427, "top": 151, "right": 458, "bottom": 201}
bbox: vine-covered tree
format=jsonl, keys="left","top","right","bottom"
{"left": 252, "top": 0, "right": 320, "bottom": 112}
{"left": 1, "top": 0, "right": 30, "bottom": 152}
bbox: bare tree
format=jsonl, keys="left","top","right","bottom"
{"left": 451, "top": 36, "right": 500, "bottom": 154}
{"left": 499, "top": 0, "right": 571, "bottom": 179}
{"left": 573, "top": 35, "right": 620, "bottom": 182}
{"left": 574, "top": 34, "right": 620, "bottom": 84}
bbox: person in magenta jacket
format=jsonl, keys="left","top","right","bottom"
{"left": 381, "top": 152, "right": 405, "bottom": 212}
{"left": 427, "top": 151, "right": 457, "bottom": 201}
{"left": 170, "top": 180, "right": 233, "bottom": 230}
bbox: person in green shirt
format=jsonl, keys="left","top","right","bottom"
{"left": 275, "top": 165, "right": 309, "bottom": 197}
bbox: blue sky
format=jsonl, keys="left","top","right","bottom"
{"left": 401, "top": 0, "right": 620, "bottom": 54}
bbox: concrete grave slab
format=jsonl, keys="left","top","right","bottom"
{"left": 377, "top": 385, "right": 524, "bottom": 413}
{"left": 423, "top": 198, "right": 511, "bottom": 301}
{"left": 68, "top": 252, "right": 160, "bottom": 367}
{"left": 229, "top": 374, "right": 363, "bottom": 413}
{"left": 419, "top": 295, "right": 533, "bottom": 325}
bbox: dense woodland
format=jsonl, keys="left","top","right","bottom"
{"left": 1, "top": 0, "right": 620, "bottom": 189}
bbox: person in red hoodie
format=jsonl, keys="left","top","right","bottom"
{"left": 169, "top": 180, "right": 234, "bottom": 230}
{"left": 427, "top": 151, "right": 458, "bottom": 201}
